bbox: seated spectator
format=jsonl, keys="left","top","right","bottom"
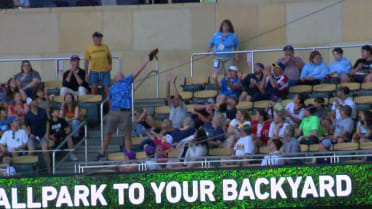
{"left": 268, "top": 111, "right": 289, "bottom": 141}
{"left": 0, "top": 107, "right": 12, "bottom": 134}
{"left": 184, "top": 129, "right": 209, "bottom": 168}
{"left": 239, "top": 63, "right": 265, "bottom": 102}
{"left": 164, "top": 117, "right": 195, "bottom": 145}
{"left": 25, "top": 97, "right": 51, "bottom": 173}
{"left": 59, "top": 93, "right": 80, "bottom": 139}
{"left": 191, "top": 101, "right": 216, "bottom": 128}
{"left": 329, "top": 105, "right": 354, "bottom": 144}
{"left": 224, "top": 110, "right": 251, "bottom": 149}
{"left": 13, "top": 0, "right": 29, "bottom": 8}
{"left": 14, "top": 60, "right": 41, "bottom": 97}
{"left": 217, "top": 97, "right": 237, "bottom": 121}
{"left": 331, "top": 86, "right": 356, "bottom": 120}
{"left": 352, "top": 111, "right": 372, "bottom": 143}
{"left": 166, "top": 72, "right": 186, "bottom": 129}
{"left": 265, "top": 96, "right": 284, "bottom": 120}
{"left": 144, "top": 145, "right": 158, "bottom": 171}
{"left": 284, "top": 93, "right": 306, "bottom": 127}
{"left": 134, "top": 108, "right": 154, "bottom": 137}
{"left": 48, "top": 108, "right": 77, "bottom": 161}
{"left": 234, "top": 124, "right": 255, "bottom": 165}
{"left": 297, "top": 105, "right": 321, "bottom": 145}
{"left": 277, "top": 45, "right": 304, "bottom": 87}
{"left": 342, "top": 45, "right": 372, "bottom": 83}
{"left": 60, "top": 55, "right": 89, "bottom": 96}
{"left": 281, "top": 125, "right": 302, "bottom": 165}
{"left": 4, "top": 78, "right": 27, "bottom": 105}
{"left": 204, "top": 112, "right": 225, "bottom": 148}
{"left": 326, "top": 48, "right": 352, "bottom": 84}
{"left": 314, "top": 97, "right": 328, "bottom": 119}
{"left": 0, "top": 117, "right": 29, "bottom": 157}
{"left": 300, "top": 50, "right": 329, "bottom": 84}
{"left": 208, "top": 19, "right": 240, "bottom": 74}
{"left": 8, "top": 92, "right": 28, "bottom": 124}
{"left": 34, "top": 87, "right": 51, "bottom": 118}
{"left": 312, "top": 139, "right": 332, "bottom": 165}
{"left": 261, "top": 63, "right": 288, "bottom": 100}
{"left": 213, "top": 66, "right": 241, "bottom": 101}
{"left": 251, "top": 109, "right": 271, "bottom": 146}
{"left": 0, "top": 154, "right": 16, "bottom": 176}
{"left": 261, "top": 139, "right": 282, "bottom": 166}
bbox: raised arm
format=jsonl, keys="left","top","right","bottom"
{"left": 132, "top": 49, "right": 158, "bottom": 81}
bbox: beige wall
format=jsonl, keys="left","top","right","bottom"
{"left": 0, "top": 0, "right": 371, "bottom": 98}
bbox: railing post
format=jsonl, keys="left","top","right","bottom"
{"left": 52, "top": 152, "right": 56, "bottom": 175}
{"left": 131, "top": 83, "right": 135, "bottom": 123}
{"left": 100, "top": 99, "right": 105, "bottom": 150}
{"left": 85, "top": 124, "right": 88, "bottom": 165}
{"left": 155, "top": 58, "right": 159, "bottom": 98}
{"left": 119, "top": 57, "right": 123, "bottom": 73}
{"left": 55, "top": 59, "right": 59, "bottom": 80}
{"left": 190, "top": 55, "right": 193, "bottom": 77}
{"left": 251, "top": 52, "right": 254, "bottom": 73}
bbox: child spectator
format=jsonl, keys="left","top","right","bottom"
{"left": 8, "top": 92, "right": 28, "bottom": 124}
{"left": 34, "top": 87, "right": 51, "bottom": 119}
{"left": 4, "top": 78, "right": 27, "bottom": 105}
{"left": 251, "top": 109, "right": 271, "bottom": 146}
{"left": 352, "top": 111, "right": 372, "bottom": 143}
{"left": 59, "top": 93, "right": 81, "bottom": 139}
{"left": 0, "top": 154, "right": 16, "bottom": 176}
{"left": 297, "top": 105, "right": 321, "bottom": 145}
{"left": 284, "top": 93, "right": 306, "bottom": 127}
{"left": 184, "top": 129, "right": 209, "bottom": 168}
{"left": 300, "top": 50, "right": 329, "bottom": 84}
{"left": 134, "top": 108, "right": 154, "bottom": 137}
{"left": 234, "top": 124, "right": 255, "bottom": 164}
{"left": 224, "top": 110, "right": 251, "bottom": 149}
{"left": 0, "top": 107, "right": 12, "bottom": 134}
{"left": 0, "top": 117, "right": 29, "bottom": 156}
{"left": 261, "top": 139, "right": 282, "bottom": 166}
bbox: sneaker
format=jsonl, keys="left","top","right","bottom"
{"left": 96, "top": 153, "right": 106, "bottom": 161}
{"left": 69, "top": 153, "right": 78, "bottom": 161}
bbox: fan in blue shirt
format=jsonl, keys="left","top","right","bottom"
{"left": 300, "top": 50, "right": 329, "bottom": 84}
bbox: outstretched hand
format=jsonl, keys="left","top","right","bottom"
{"left": 166, "top": 72, "right": 174, "bottom": 83}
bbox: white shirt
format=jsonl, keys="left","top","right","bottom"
{"left": 261, "top": 151, "right": 282, "bottom": 166}
{"left": 285, "top": 102, "right": 304, "bottom": 125}
{"left": 234, "top": 136, "right": 255, "bottom": 157}
{"left": 169, "top": 103, "right": 187, "bottom": 129}
{"left": 268, "top": 122, "right": 289, "bottom": 138}
{"left": 256, "top": 123, "right": 263, "bottom": 137}
{"left": 229, "top": 119, "right": 251, "bottom": 128}
{"left": 332, "top": 97, "right": 356, "bottom": 120}
{"left": 0, "top": 129, "right": 29, "bottom": 153}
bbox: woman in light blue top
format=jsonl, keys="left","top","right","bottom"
{"left": 300, "top": 50, "right": 329, "bottom": 85}
{"left": 326, "top": 48, "right": 352, "bottom": 83}
{"left": 208, "top": 19, "right": 240, "bottom": 74}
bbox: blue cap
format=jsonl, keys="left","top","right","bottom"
{"left": 255, "top": 62, "right": 264, "bottom": 69}
{"left": 123, "top": 149, "right": 136, "bottom": 160}
{"left": 272, "top": 62, "right": 286, "bottom": 70}
{"left": 283, "top": 45, "right": 294, "bottom": 51}
{"left": 7, "top": 116, "right": 17, "bottom": 123}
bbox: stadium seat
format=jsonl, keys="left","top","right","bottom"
{"left": 287, "top": 85, "right": 312, "bottom": 99}
{"left": 79, "top": 108, "right": 87, "bottom": 121}
{"left": 44, "top": 80, "right": 62, "bottom": 96}
{"left": 312, "top": 84, "right": 336, "bottom": 98}
{"left": 338, "top": 82, "right": 360, "bottom": 92}
{"left": 182, "top": 76, "right": 209, "bottom": 92}
{"left": 108, "top": 153, "right": 126, "bottom": 161}
{"left": 167, "top": 149, "right": 180, "bottom": 158}
{"left": 132, "top": 137, "right": 143, "bottom": 146}
{"left": 13, "top": 155, "right": 39, "bottom": 165}
{"left": 305, "top": 98, "right": 316, "bottom": 105}
{"left": 309, "top": 144, "right": 318, "bottom": 152}
{"left": 193, "top": 90, "right": 218, "bottom": 99}
{"left": 236, "top": 101, "right": 253, "bottom": 110}
{"left": 78, "top": 95, "right": 102, "bottom": 103}
{"left": 300, "top": 144, "right": 309, "bottom": 152}
{"left": 179, "top": 92, "right": 193, "bottom": 101}
{"left": 334, "top": 142, "right": 359, "bottom": 151}
{"left": 52, "top": 95, "right": 77, "bottom": 103}
{"left": 354, "top": 96, "right": 372, "bottom": 112}
{"left": 155, "top": 106, "right": 171, "bottom": 114}
{"left": 253, "top": 100, "right": 270, "bottom": 109}
{"left": 359, "top": 82, "right": 372, "bottom": 96}
{"left": 258, "top": 146, "right": 269, "bottom": 154}
{"left": 209, "top": 148, "right": 233, "bottom": 156}
{"left": 360, "top": 142, "right": 372, "bottom": 150}
{"left": 186, "top": 104, "right": 194, "bottom": 113}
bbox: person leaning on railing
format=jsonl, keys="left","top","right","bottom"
{"left": 208, "top": 19, "right": 240, "bottom": 74}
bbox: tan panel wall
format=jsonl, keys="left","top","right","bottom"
{"left": 343, "top": 0, "right": 372, "bottom": 42}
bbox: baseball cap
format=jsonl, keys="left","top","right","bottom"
{"left": 321, "top": 139, "right": 332, "bottom": 150}
{"left": 123, "top": 150, "right": 136, "bottom": 160}
{"left": 92, "top": 32, "right": 103, "bottom": 38}
{"left": 228, "top": 66, "right": 238, "bottom": 72}
{"left": 283, "top": 45, "right": 294, "bottom": 51}
{"left": 7, "top": 116, "right": 17, "bottom": 124}
{"left": 145, "top": 145, "right": 155, "bottom": 156}
{"left": 165, "top": 134, "right": 173, "bottom": 144}
{"left": 70, "top": 55, "right": 80, "bottom": 61}
{"left": 26, "top": 97, "right": 33, "bottom": 105}
{"left": 341, "top": 105, "right": 352, "bottom": 117}
{"left": 272, "top": 62, "right": 286, "bottom": 70}
{"left": 255, "top": 62, "right": 264, "bottom": 69}
{"left": 242, "top": 124, "right": 252, "bottom": 135}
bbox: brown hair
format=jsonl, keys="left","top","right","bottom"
{"left": 20, "top": 60, "right": 34, "bottom": 73}
{"left": 63, "top": 93, "right": 78, "bottom": 113}
{"left": 309, "top": 50, "right": 322, "bottom": 63}
{"left": 219, "top": 19, "right": 235, "bottom": 33}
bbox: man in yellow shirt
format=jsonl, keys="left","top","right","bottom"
{"left": 84, "top": 32, "right": 112, "bottom": 96}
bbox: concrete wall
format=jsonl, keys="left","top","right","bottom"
{"left": 0, "top": 0, "right": 371, "bottom": 98}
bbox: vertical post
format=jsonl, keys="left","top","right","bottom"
{"left": 131, "top": 83, "right": 135, "bottom": 123}
{"left": 100, "top": 100, "right": 105, "bottom": 150}
{"left": 84, "top": 123, "right": 88, "bottom": 165}
{"left": 55, "top": 60, "right": 59, "bottom": 80}
{"left": 52, "top": 152, "right": 56, "bottom": 174}
{"left": 155, "top": 58, "right": 159, "bottom": 98}
{"left": 251, "top": 52, "right": 254, "bottom": 73}
{"left": 190, "top": 55, "right": 194, "bottom": 77}
{"left": 119, "top": 57, "right": 123, "bottom": 73}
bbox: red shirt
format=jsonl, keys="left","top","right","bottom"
{"left": 251, "top": 120, "right": 271, "bottom": 144}
{"left": 153, "top": 138, "right": 172, "bottom": 162}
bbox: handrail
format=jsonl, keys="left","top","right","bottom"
{"left": 0, "top": 56, "right": 122, "bottom": 80}
{"left": 190, "top": 43, "right": 372, "bottom": 76}
{"left": 76, "top": 151, "right": 372, "bottom": 174}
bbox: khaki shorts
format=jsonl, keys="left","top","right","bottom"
{"left": 213, "top": 56, "right": 234, "bottom": 74}
{"left": 105, "top": 110, "right": 132, "bottom": 136}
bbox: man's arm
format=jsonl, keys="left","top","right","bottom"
{"left": 84, "top": 60, "right": 89, "bottom": 82}
{"left": 165, "top": 74, "right": 172, "bottom": 105}
{"left": 72, "top": 70, "right": 83, "bottom": 85}
{"left": 132, "top": 49, "right": 158, "bottom": 80}
{"left": 225, "top": 78, "right": 241, "bottom": 90}
{"left": 170, "top": 75, "right": 182, "bottom": 103}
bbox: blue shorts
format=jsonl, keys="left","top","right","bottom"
{"left": 89, "top": 71, "right": 111, "bottom": 87}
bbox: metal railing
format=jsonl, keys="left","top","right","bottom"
{"left": 75, "top": 150, "right": 372, "bottom": 174}
{"left": 0, "top": 56, "right": 122, "bottom": 80}
{"left": 99, "top": 58, "right": 159, "bottom": 149}
{"left": 190, "top": 43, "right": 372, "bottom": 76}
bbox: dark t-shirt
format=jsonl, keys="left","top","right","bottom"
{"left": 241, "top": 73, "right": 264, "bottom": 94}
{"left": 49, "top": 118, "right": 69, "bottom": 139}
{"left": 62, "top": 68, "right": 89, "bottom": 91}
{"left": 170, "top": 128, "right": 195, "bottom": 144}
{"left": 14, "top": 71, "right": 41, "bottom": 89}
{"left": 24, "top": 108, "right": 48, "bottom": 138}
{"left": 353, "top": 58, "right": 372, "bottom": 74}
{"left": 226, "top": 108, "right": 237, "bottom": 120}
{"left": 203, "top": 122, "right": 224, "bottom": 145}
